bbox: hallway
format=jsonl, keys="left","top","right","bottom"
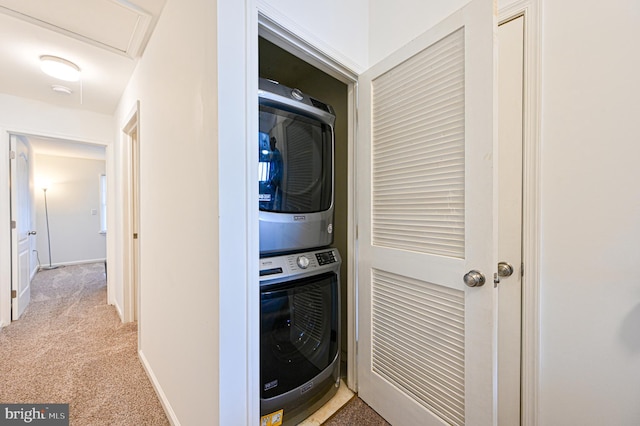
{"left": 0, "top": 263, "right": 168, "bottom": 425}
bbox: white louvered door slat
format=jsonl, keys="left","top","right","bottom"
{"left": 357, "top": 0, "right": 498, "bottom": 425}
{"left": 372, "top": 26, "right": 465, "bottom": 259}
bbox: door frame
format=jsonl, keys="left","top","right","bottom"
{"left": 122, "top": 101, "right": 140, "bottom": 326}
{"left": 253, "top": 1, "right": 540, "bottom": 422}
{"left": 0, "top": 128, "right": 112, "bottom": 328}
{"left": 257, "top": 9, "right": 361, "bottom": 389}
{"left": 498, "top": 1, "right": 541, "bottom": 425}
{"left": 0, "top": 128, "right": 12, "bottom": 327}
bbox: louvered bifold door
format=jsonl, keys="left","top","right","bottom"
{"left": 356, "top": 1, "right": 498, "bottom": 425}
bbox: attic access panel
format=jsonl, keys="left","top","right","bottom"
{"left": 0, "top": 0, "right": 153, "bottom": 57}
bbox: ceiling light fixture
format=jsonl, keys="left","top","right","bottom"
{"left": 40, "top": 55, "right": 81, "bottom": 82}
{"left": 51, "top": 85, "right": 72, "bottom": 95}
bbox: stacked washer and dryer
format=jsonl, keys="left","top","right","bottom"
{"left": 258, "top": 78, "right": 342, "bottom": 426}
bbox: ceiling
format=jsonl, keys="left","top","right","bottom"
{"left": 0, "top": 0, "right": 166, "bottom": 116}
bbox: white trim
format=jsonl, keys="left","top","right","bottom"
{"left": 246, "top": 1, "right": 261, "bottom": 423}
{"left": 3, "top": 129, "right": 110, "bottom": 147}
{"left": 219, "top": 1, "right": 258, "bottom": 424}
{"left": 256, "top": 1, "right": 364, "bottom": 77}
{"left": 0, "top": 128, "right": 11, "bottom": 328}
{"left": 498, "top": 2, "right": 542, "bottom": 425}
{"left": 105, "top": 143, "right": 115, "bottom": 307}
{"left": 257, "top": 13, "right": 359, "bottom": 84}
{"left": 138, "top": 349, "right": 179, "bottom": 426}
{"left": 114, "top": 297, "right": 124, "bottom": 323}
{"left": 346, "top": 81, "right": 358, "bottom": 390}
{"left": 121, "top": 100, "right": 140, "bottom": 326}
{"left": 37, "top": 258, "right": 106, "bottom": 269}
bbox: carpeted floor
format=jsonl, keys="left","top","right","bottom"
{"left": 324, "top": 397, "right": 390, "bottom": 426}
{"left": 0, "top": 263, "right": 169, "bottom": 425}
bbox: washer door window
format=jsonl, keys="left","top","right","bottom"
{"left": 260, "top": 272, "right": 339, "bottom": 400}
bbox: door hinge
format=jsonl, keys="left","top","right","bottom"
{"left": 11, "top": 220, "right": 16, "bottom": 229}
{"left": 521, "top": 262, "right": 525, "bottom": 277}
{"left": 133, "top": 233, "right": 138, "bottom": 239}
{"left": 11, "top": 290, "right": 17, "bottom": 298}
{"left": 9, "top": 150, "right": 15, "bottom": 160}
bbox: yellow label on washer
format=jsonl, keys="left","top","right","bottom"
{"left": 260, "top": 409, "right": 283, "bottom": 426}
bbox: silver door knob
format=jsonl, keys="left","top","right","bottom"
{"left": 463, "top": 270, "right": 485, "bottom": 287}
{"left": 497, "top": 262, "right": 514, "bottom": 278}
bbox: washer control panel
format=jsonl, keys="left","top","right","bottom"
{"left": 259, "top": 248, "right": 341, "bottom": 284}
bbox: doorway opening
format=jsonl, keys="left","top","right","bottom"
{"left": 3, "top": 133, "right": 108, "bottom": 324}
{"left": 259, "top": 35, "right": 351, "bottom": 382}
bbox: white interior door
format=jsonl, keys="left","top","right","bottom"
{"left": 10, "top": 135, "right": 32, "bottom": 320}
{"left": 356, "top": 0, "right": 497, "bottom": 424}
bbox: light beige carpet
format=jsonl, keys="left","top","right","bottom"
{"left": 0, "top": 263, "right": 169, "bottom": 425}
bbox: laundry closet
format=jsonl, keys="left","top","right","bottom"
{"left": 258, "top": 36, "right": 350, "bottom": 425}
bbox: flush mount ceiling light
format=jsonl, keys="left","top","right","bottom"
{"left": 51, "top": 85, "right": 72, "bottom": 95}
{"left": 40, "top": 55, "right": 81, "bottom": 82}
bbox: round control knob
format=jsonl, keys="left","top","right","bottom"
{"left": 296, "top": 255, "right": 310, "bottom": 269}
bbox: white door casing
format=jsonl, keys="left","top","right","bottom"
{"left": 497, "top": 15, "right": 524, "bottom": 425}
{"left": 10, "top": 134, "right": 32, "bottom": 320}
{"left": 356, "top": 0, "right": 497, "bottom": 424}
{"left": 122, "top": 102, "right": 140, "bottom": 324}
{"left": 130, "top": 124, "right": 140, "bottom": 322}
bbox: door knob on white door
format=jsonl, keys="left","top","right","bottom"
{"left": 463, "top": 270, "right": 486, "bottom": 287}
{"left": 497, "top": 262, "right": 514, "bottom": 278}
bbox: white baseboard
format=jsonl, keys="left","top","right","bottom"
{"left": 38, "top": 258, "right": 106, "bottom": 269}
{"left": 114, "top": 300, "right": 124, "bottom": 323}
{"left": 138, "top": 349, "right": 180, "bottom": 426}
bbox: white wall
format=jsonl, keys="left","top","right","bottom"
{"left": 368, "top": 0, "right": 471, "bottom": 66}
{"left": 34, "top": 154, "right": 106, "bottom": 267}
{"left": 0, "top": 96, "right": 113, "bottom": 327}
{"left": 114, "top": 0, "right": 221, "bottom": 423}
{"left": 539, "top": 0, "right": 640, "bottom": 424}
{"left": 258, "top": 0, "right": 369, "bottom": 73}
{"left": 0, "top": 93, "right": 113, "bottom": 144}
